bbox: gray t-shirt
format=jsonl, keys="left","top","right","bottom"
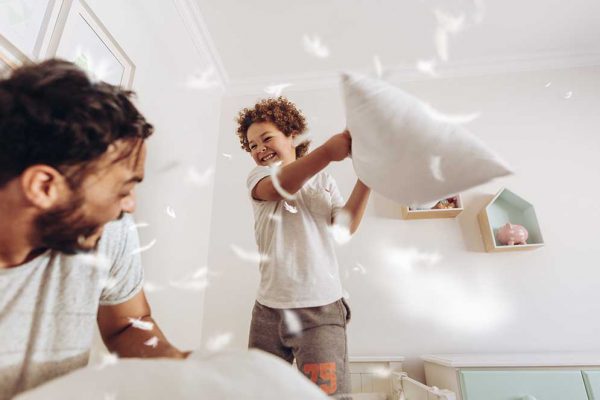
{"left": 247, "top": 166, "right": 345, "bottom": 309}
{"left": 0, "top": 215, "right": 143, "bottom": 399}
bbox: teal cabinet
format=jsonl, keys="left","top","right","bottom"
{"left": 460, "top": 370, "right": 588, "bottom": 400}
{"left": 423, "top": 353, "right": 600, "bottom": 400}
{"left": 583, "top": 371, "right": 600, "bottom": 400}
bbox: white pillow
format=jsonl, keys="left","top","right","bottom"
{"left": 16, "top": 350, "right": 329, "bottom": 400}
{"left": 342, "top": 72, "right": 513, "bottom": 206}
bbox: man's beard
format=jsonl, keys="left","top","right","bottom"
{"left": 34, "top": 195, "right": 104, "bottom": 255}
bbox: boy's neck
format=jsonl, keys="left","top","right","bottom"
{"left": 281, "top": 155, "right": 297, "bottom": 167}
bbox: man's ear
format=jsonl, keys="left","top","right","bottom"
{"left": 20, "top": 165, "right": 68, "bottom": 209}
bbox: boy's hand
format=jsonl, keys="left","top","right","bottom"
{"left": 322, "top": 130, "right": 351, "bottom": 162}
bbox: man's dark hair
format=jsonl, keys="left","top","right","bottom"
{"left": 0, "top": 59, "right": 153, "bottom": 188}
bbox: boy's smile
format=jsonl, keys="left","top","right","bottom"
{"left": 260, "top": 151, "right": 277, "bottom": 163}
{"left": 247, "top": 121, "right": 297, "bottom": 166}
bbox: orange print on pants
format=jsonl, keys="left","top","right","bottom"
{"left": 303, "top": 362, "right": 337, "bottom": 394}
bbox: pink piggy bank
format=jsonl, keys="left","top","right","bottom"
{"left": 496, "top": 223, "right": 528, "bottom": 245}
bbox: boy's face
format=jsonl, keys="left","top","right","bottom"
{"left": 34, "top": 139, "right": 146, "bottom": 253}
{"left": 247, "top": 121, "right": 296, "bottom": 166}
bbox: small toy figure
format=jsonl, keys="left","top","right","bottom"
{"left": 433, "top": 196, "right": 458, "bottom": 209}
{"left": 409, "top": 196, "right": 458, "bottom": 211}
{"left": 496, "top": 223, "right": 529, "bottom": 245}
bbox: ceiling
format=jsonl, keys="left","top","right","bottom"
{"left": 193, "top": 0, "right": 600, "bottom": 86}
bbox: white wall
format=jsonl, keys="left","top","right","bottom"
{"left": 85, "top": 0, "right": 223, "bottom": 350}
{"left": 202, "top": 65, "right": 600, "bottom": 380}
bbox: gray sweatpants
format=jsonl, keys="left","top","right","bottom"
{"left": 248, "top": 298, "right": 352, "bottom": 398}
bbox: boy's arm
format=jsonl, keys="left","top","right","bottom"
{"left": 253, "top": 131, "right": 351, "bottom": 201}
{"left": 341, "top": 179, "right": 371, "bottom": 234}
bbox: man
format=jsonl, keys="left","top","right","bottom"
{"left": 0, "top": 59, "right": 186, "bottom": 399}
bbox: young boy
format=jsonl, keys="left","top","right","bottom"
{"left": 236, "top": 97, "right": 370, "bottom": 398}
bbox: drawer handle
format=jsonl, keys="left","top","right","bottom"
{"left": 521, "top": 396, "right": 537, "bottom": 400}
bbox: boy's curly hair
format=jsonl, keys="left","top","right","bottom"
{"left": 236, "top": 97, "right": 309, "bottom": 158}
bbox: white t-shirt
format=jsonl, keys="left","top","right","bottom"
{"left": 247, "top": 166, "right": 345, "bottom": 309}
{"left": 0, "top": 215, "right": 143, "bottom": 400}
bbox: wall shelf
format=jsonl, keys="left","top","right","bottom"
{"left": 478, "top": 188, "right": 544, "bottom": 252}
{"left": 401, "top": 195, "right": 463, "bottom": 220}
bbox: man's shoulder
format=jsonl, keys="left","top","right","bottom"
{"left": 98, "top": 214, "right": 136, "bottom": 252}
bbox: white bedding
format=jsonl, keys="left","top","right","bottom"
{"left": 16, "top": 350, "right": 329, "bottom": 400}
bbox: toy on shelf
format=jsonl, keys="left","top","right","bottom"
{"left": 496, "top": 223, "right": 529, "bottom": 246}
{"left": 432, "top": 196, "right": 459, "bottom": 210}
{"left": 401, "top": 195, "right": 463, "bottom": 220}
{"left": 478, "top": 188, "right": 544, "bottom": 252}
